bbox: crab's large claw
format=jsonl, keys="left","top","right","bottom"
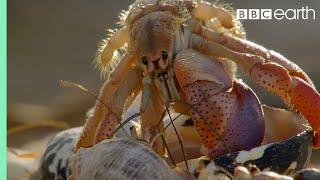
{"left": 174, "top": 49, "right": 264, "bottom": 157}
{"left": 191, "top": 24, "right": 320, "bottom": 148}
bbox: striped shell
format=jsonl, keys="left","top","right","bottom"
{"left": 69, "top": 139, "right": 187, "bottom": 180}
{"left": 39, "top": 127, "right": 81, "bottom": 179}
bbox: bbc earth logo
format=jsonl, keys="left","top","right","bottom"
{"left": 236, "top": 6, "right": 316, "bottom": 20}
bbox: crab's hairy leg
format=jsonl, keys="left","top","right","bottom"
{"left": 192, "top": 22, "right": 315, "bottom": 87}
{"left": 140, "top": 82, "right": 166, "bottom": 155}
{"left": 174, "top": 49, "right": 264, "bottom": 157}
{"left": 141, "top": 74, "right": 152, "bottom": 113}
{"left": 190, "top": 1, "right": 234, "bottom": 29}
{"left": 100, "top": 27, "right": 129, "bottom": 67}
{"left": 192, "top": 35, "right": 320, "bottom": 148}
{"left": 75, "top": 54, "right": 139, "bottom": 151}
{"left": 94, "top": 67, "right": 142, "bottom": 144}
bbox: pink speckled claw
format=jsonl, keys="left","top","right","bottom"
{"left": 174, "top": 49, "right": 264, "bottom": 157}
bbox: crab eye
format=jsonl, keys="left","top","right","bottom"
{"left": 141, "top": 56, "right": 148, "bottom": 65}
{"left": 162, "top": 51, "right": 168, "bottom": 60}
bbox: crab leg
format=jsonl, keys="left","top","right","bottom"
{"left": 140, "top": 80, "right": 166, "bottom": 155}
{"left": 75, "top": 54, "right": 141, "bottom": 151}
{"left": 94, "top": 68, "right": 142, "bottom": 143}
{"left": 191, "top": 34, "right": 320, "bottom": 148}
{"left": 141, "top": 74, "right": 153, "bottom": 113}
{"left": 192, "top": 22, "right": 315, "bottom": 87}
{"left": 190, "top": 1, "right": 235, "bottom": 29}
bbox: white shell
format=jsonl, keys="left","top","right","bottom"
{"left": 40, "top": 127, "right": 82, "bottom": 179}
{"left": 70, "top": 138, "right": 186, "bottom": 180}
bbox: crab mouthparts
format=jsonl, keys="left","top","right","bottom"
{"left": 147, "top": 59, "right": 168, "bottom": 73}
{"left": 156, "top": 72, "right": 181, "bottom": 104}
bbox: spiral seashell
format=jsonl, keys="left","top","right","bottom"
{"left": 294, "top": 168, "right": 320, "bottom": 180}
{"left": 70, "top": 138, "right": 186, "bottom": 180}
{"left": 39, "top": 127, "right": 82, "bottom": 179}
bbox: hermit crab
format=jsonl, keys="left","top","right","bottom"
{"left": 75, "top": 0, "right": 320, "bottom": 156}
{"left": 41, "top": 0, "right": 320, "bottom": 179}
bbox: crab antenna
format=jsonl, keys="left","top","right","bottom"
{"left": 59, "top": 80, "right": 109, "bottom": 110}
{"left": 107, "top": 112, "right": 141, "bottom": 138}
{"left": 149, "top": 86, "right": 232, "bottom": 165}
{"left": 155, "top": 89, "right": 232, "bottom": 153}
{"left": 164, "top": 105, "right": 189, "bottom": 170}
{"left": 154, "top": 110, "right": 176, "bottom": 166}
{"left": 156, "top": 125, "right": 176, "bottom": 167}
{"left": 182, "top": 101, "right": 232, "bottom": 153}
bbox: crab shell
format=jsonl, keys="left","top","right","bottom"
{"left": 38, "top": 105, "right": 313, "bottom": 179}
{"left": 69, "top": 139, "right": 189, "bottom": 180}
{"left": 38, "top": 127, "right": 82, "bottom": 179}
{"left": 173, "top": 106, "right": 312, "bottom": 177}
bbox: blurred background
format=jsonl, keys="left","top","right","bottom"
{"left": 7, "top": 0, "right": 320, "bottom": 175}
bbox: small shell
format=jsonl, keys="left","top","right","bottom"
{"left": 294, "top": 168, "right": 320, "bottom": 180}
{"left": 39, "top": 127, "right": 82, "bottom": 179}
{"left": 233, "top": 166, "right": 294, "bottom": 180}
{"left": 252, "top": 172, "right": 293, "bottom": 180}
{"left": 212, "top": 129, "right": 312, "bottom": 174}
{"left": 177, "top": 106, "right": 313, "bottom": 178}
{"left": 70, "top": 138, "right": 185, "bottom": 180}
